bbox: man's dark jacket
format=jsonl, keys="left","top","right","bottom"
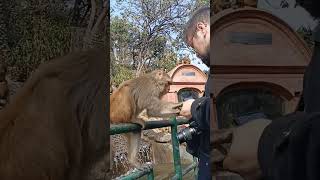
{"left": 185, "top": 75, "right": 212, "bottom": 180}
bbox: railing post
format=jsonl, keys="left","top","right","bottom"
{"left": 110, "top": 118, "right": 197, "bottom": 179}
{"left": 171, "top": 116, "right": 182, "bottom": 180}
{"left": 147, "top": 168, "right": 154, "bottom": 180}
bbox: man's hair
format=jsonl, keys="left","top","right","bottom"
{"left": 296, "top": 0, "right": 320, "bottom": 18}
{"left": 183, "top": 6, "right": 210, "bottom": 44}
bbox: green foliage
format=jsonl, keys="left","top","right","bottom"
{"left": 196, "top": 0, "right": 210, "bottom": 6}
{"left": 112, "top": 64, "right": 135, "bottom": 87}
{"left": 154, "top": 51, "right": 178, "bottom": 72}
{"left": 110, "top": 16, "right": 138, "bottom": 66}
{"left": 111, "top": 0, "right": 200, "bottom": 77}
{"left": 297, "top": 26, "right": 314, "bottom": 49}
{"left": 110, "top": 17, "right": 135, "bottom": 49}
{"left": 7, "top": 0, "right": 71, "bottom": 81}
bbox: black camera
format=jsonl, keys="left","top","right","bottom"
{"left": 177, "top": 120, "right": 201, "bottom": 143}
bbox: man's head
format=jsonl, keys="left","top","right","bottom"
{"left": 183, "top": 6, "right": 210, "bottom": 66}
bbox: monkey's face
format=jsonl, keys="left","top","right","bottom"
{"left": 154, "top": 70, "right": 172, "bottom": 84}
{"left": 154, "top": 70, "right": 172, "bottom": 96}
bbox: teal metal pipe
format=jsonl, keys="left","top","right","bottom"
{"left": 171, "top": 117, "right": 182, "bottom": 180}
{"left": 193, "top": 157, "right": 199, "bottom": 179}
{"left": 111, "top": 116, "right": 193, "bottom": 180}
{"left": 120, "top": 167, "right": 153, "bottom": 180}
{"left": 147, "top": 168, "right": 154, "bottom": 180}
{"left": 182, "top": 161, "right": 198, "bottom": 176}
{"left": 172, "top": 161, "right": 198, "bottom": 180}
{"left": 110, "top": 118, "right": 189, "bottom": 135}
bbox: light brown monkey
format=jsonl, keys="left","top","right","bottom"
{"left": 0, "top": 49, "right": 109, "bottom": 180}
{"left": 110, "top": 70, "right": 182, "bottom": 167}
{"left": 0, "top": 64, "right": 9, "bottom": 108}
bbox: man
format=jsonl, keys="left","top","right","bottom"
{"left": 297, "top": 0, "right": 320, "bottom": 113}
{"left": 180, "top": 5, "right": 210, "bottom": 120}
{"left": 179, "top": 6, "right": 211, "bottom": 180}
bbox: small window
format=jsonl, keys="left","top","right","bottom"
{"left": 182, "top": 72, "right": 195, "bottom": 76}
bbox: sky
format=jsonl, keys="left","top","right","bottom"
{"left": 110, "top": 0, "right": 318, "bottom": 72}
{"left": 258, "top": 0, "right": 318, "bottom": 30}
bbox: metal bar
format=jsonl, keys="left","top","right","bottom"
{"left": 120, "top": 167, "right": 153, "bottom": 180}
{"left": 111, "top": 116, "right": 196, "bottom": 180}
{"left": 110, "top": 118, "right": 189, "bottom": 135}
{"left": 182, "top": 161, "right": 198, "bottom": 176}
{"left": 147, "top": 168, "right": 154, "bottom": 180}
{"left": 171, "top": 117, "right": 182, "bottom": 180}
{"left": 193, "top": 157, "right": 199, "bottom": 179}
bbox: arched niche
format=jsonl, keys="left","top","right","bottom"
{"left": 177, "top": 88, "right": 201, "bottom": 102}
{"left": 216, "top": 82, "right": 293, "bottom": 128}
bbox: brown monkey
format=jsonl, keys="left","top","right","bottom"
{"left": 0, "top": 64, "right": 9, "bottom": 108}
{"left": 110, "top": 70, "right": 182, "bottom": 167}
{"left": 0, "top": 49, "right": 108, "bottom": 180}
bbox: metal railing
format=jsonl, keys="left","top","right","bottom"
{"left": 110, "top": 117, "right": 198, "bottom": 180}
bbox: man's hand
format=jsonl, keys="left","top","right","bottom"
{"left": 179, "top": 99, "right": 195, "bottom": 119}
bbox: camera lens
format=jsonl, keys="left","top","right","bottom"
{"left": 177, "top": 127, "right": 197, "bottom": 143}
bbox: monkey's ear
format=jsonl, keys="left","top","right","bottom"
{"left": 156, "top": 71, "right": 163, "bottom": 79}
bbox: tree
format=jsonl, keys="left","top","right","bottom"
{"left": 110, "top": 0, "right": 209, "bottom": 85}
{"left": 112, "top": 0, "right": 195, "bottom": 76}
{"left": 297, "top": 26, "right": 314, "bottom": 49}
{"left": 153, "top": 50, "right": 178, "bottom": 72}
{"left": 112, "top": 64, "right": 135, "bottom": 87}
{"left": 3, "top": 0, "right": 110, "bottom": 81}
{"left": 0, "top": 0, "right": 11, "bottom": 64}
{"left": 6, "top": 0, "right": 71, "bottom": 81}
{"left": 83, "top": 0, "right": 109, "bottom": 50}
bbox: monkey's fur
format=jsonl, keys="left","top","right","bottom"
{"left": 110, "top": 70, "right": 182, "bottom": 167}
{"left": 0, "top": 49, "right": 109, "bottom": 180}
{"left": 0, "top": 64, "right": 9, "bottom": 108}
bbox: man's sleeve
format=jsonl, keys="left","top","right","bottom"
{"left": 185, "top": 97, "right": 211, "bottom": 157}
{"left": 190, "top": 97, "right": 211, "bottom": 131}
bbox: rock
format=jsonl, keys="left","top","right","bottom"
{"left": 143, "top": 129, "right": 157, "bottom": 140}
{"left": 155, "top": 133, "right": 171, "bottom": 143}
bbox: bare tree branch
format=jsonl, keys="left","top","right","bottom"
{"left": 91, "top": 0, "right": 108, "bottom": 34}
{"left": 85, "top": 0, "right": 96, "bottom": 37}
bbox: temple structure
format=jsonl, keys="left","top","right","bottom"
{"left": 210, "top": 8, "right": 312, "bottom": 128}
{"left": 161, "top": 58, "right": 208, "bottom": 103}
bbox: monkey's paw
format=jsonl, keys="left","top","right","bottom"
{"left": 159, "top": 108, "right": 181, "bottom": 117}
{"left": 171, "top": 102, "right": 183, "bottom": 110}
